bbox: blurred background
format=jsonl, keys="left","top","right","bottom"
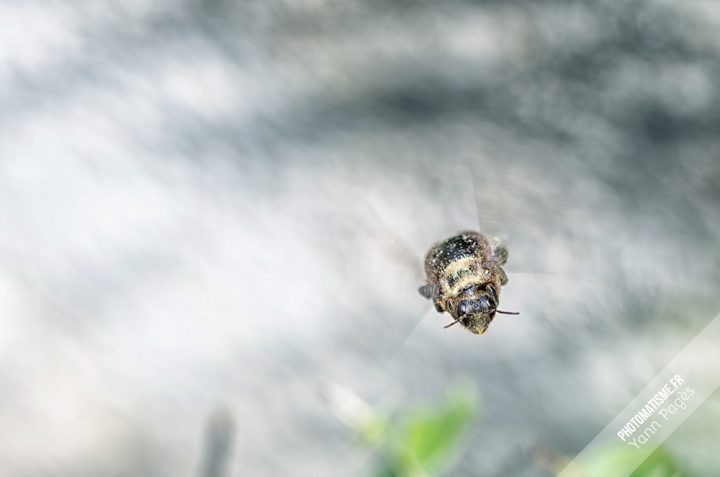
{"left": 1, "top": 0, "right": 720, "bottom": 476}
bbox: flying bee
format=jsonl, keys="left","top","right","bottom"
{"left": 418, "top": 230, "right": 518, "bottom": 334}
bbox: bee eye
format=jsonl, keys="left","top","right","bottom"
{"left": 457, "top": 301, "right": 470, "bottom": 316}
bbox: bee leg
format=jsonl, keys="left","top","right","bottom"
{"left": 498, "top": 268, "right": 508, "bottom": 285}
{"left": 493, "top": 245, "right": 508, "bottom": 265}
{"left": 418, "top": 284, "right": 433, "bottom": 299}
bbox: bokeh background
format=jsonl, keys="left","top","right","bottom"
{"left": 1, "top": 0, "right": 720, "bottom": 476}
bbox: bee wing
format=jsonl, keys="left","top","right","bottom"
{"left": 466, "top": 157, "right": 605, "bottom": 329}
{"left": 467, "top": 157, "right": 580, "bottom": 275}
{"left": 357, "top": 197, "right": 426, "bottom": 285}
{"left": 333, "top": 191, "right": 436, "bottom": 363}
{"left": 467, "top": 159, "right": 544, "bottom": 250}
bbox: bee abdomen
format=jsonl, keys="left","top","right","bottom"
{"left": 443, "top": 260, "right": 487, "bottom": 294}
{"left": 424, "top": 231, "right": 487, "bottom": 281}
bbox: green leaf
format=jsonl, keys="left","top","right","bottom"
{"left": 395, "top": 391, "right": 477, "bottom": 474}
{"left": 632, "top": 447, "right": 688, "bottom": 477}
{"left": 571, "top": 444, "right": 690, "bottom": 477}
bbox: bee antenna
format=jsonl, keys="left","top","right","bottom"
{"left": 496, "top": 310, "right": 520, "bottom": 315}
{"left": 444, "top": 320, "right": 459, "bottom": 329}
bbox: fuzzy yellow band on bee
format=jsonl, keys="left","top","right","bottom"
{"left": 440, "top": 256, "right": 489, "bottom": 296}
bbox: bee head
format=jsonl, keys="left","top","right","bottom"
{"left": 449, "top": 284, "right": 498, "bottom": 334}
